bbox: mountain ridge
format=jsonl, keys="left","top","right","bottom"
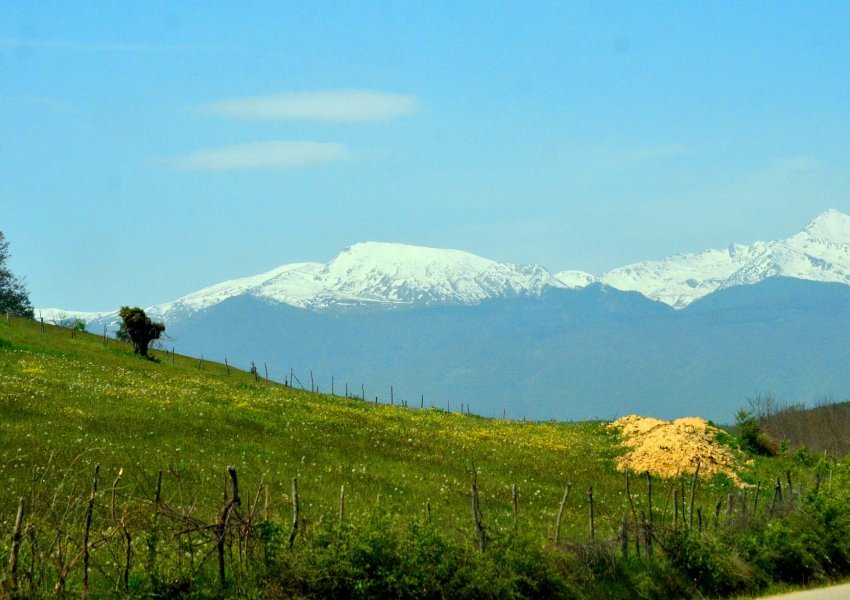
{"left": 593, "top": 208, "right": 850, "bottom": 307}
{"left": 38, "top": 209, "right": 850, "bottom": 321}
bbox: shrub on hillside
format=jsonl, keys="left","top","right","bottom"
{"left": 118, "top": 306, "right": 165, "bottom": 358}
{"left": 736, "top": 410, "right": 778, "bottom": 456}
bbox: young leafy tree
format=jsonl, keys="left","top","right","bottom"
{"left": 118, "top": 306, "right": 165, "bottom": 358}
{"left": 0, "top": 231, "right": 34, "bottom": 318}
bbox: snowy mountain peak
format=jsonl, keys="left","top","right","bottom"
{"left": 797, "top": 209, "right": 850, "bottom": 244}
{"left": 38, "top": 210, "right": 850, "bottom": 320}
{"left": 554, "top": 270, "right": 598, "bottom": 289}
{"left": 327, "top": 241, "right": 499, "bottom": 277}
{"left": 597, "top": 209, "right": 850, "bottom": 308}
{"left": 135, "top": 241, "right": 564, "bottom": 320}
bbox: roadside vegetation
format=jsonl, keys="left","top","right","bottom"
{"left": 1, "top": 316, "right": 849, "bottom": 598}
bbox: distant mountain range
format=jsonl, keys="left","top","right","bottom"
{"left": 42, "top": 209, "right": 850, "bottom": 321}
{"left": 38, "top": 210, "right": 850, "bottom": 421}
{"left": 585, "top": 208, "right": 850, "bottom": 308}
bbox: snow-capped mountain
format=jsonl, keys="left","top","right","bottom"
{"left": 552, "top": 270, "right": 598, "bottom": 289}
{"left": 39, "top": 209, "right": 850, "bottom": 322}
{"left": 558, "top": 209, "right": 850, "bottom": 308}
{"left": 79, "top": 242, "right": 558, "bottom": 323}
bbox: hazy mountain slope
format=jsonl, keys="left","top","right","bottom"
{"left": 164, "top": 278, "right": 850, "bottom": 422}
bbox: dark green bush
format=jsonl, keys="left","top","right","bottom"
{"left": 736, "top": 410, "right": 778, "bottom": 456}
{"left": 662, "top": 529, "right": 753, "bottom": 597}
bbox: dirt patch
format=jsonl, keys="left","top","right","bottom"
{"left": 609, "top": 415, "right": 742, "bottom": 484}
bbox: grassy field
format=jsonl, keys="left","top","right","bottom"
{"left": 0, "top": 315, "right": 846, "bottom": 598}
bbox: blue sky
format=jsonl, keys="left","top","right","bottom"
{"left": 2, "top": 2, "right": 850, "bottom": 310}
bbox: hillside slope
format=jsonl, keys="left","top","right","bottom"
{"left": 1, "top": 316, "right": 845, "bottom": 598}
{"left": 0, "top": 315, "right": 623, "bottom": 539}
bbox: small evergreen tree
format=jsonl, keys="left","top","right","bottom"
{"left": 0, "top": 231, "right": 34, "bottom": 318}
{"left": 118, "top": 306, "right": 164, "bottom": 358}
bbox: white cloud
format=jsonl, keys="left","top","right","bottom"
{"left": 199, "top": 90, "right": 419, "bottom": 122}
{"left": 160, "top": 141, "right": 349, "bottom": 171}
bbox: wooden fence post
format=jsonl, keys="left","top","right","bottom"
{"left": 786, "top": 470, "right": 793, "bottom": 501}
{"left": 289, "top": 478, "right": 300, "bottom": 549}
{"left": 645, "top": 472, "right": 653, "bottom": 556}
{"left": 471, "top": 472, "right": 485, "bottom": 553}
{"left": 689, "top": 459, "right": 700, "bottom": 528}
{"left": 224, "top": 358, "right": 230, "bottom": 375}
{"left": 673, "top": 489, "right": 679, "bottom": 530}
{"left": 8, "top": 497, "right": 24, "bottom": 595}
{"left": 625, "top": 473, "right": 640, "bottom": 557}
{"left": 216, "top": 466, "right": 241, "bottom": 591}
{"left": 554, "top": 481, "right": 572, "bottom": 544}
{"left": 310, "top": 371, "right": 314, "bottom": 392}
{"left": 771, "top": 478, "right": 782, "bottom": 513}
{"left": 753, "top": 481, "right": 761, "bottom": 514}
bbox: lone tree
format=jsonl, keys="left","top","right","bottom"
{"left": 0, "top": 231, "right": 34, "bottom": 318}
{"left": 118, "top": 306, "right": 164, "bottom": 358}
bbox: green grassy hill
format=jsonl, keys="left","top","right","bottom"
{"left": 0, "top": 316, "right": 622, "bottom": 536}
{"left": 0, "top": 316, "right": 847, "bottom": 599}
